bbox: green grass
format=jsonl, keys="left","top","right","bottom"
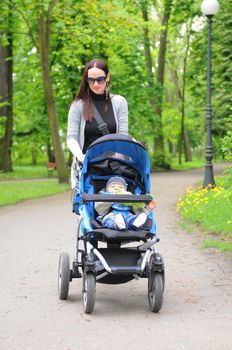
{"left": 0, "top": 164, "right": 56, "bottom": 180}
{"left": 0, "top": 180, "right": 70, "bottom": 207}
{"left": 177, "top": 169, "right": 232, "bottom": 252}
{"left": 0, "top": 164, "right": 70, "bottom": 207}
{"left": 170, "top": 157, "right": 227, "bottom": 171}
{"left": 202, "top": 239, "right": 232, "bottom": 252}
{"left": 170, "top": 158, "right": 205, "bottom": 171}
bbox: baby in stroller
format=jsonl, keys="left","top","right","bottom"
{"left": 95, "top": 176, "right": 157, "bottom": 230}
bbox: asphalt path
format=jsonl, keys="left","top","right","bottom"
{"left": 0, "top": 164, "right": 231, "bottom": 350}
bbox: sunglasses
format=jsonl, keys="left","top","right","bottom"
{"left": 87, "top": 76, "right": 106, "bottom": 85}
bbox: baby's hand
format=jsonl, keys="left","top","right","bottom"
{"left": 115, "top": 190, "right": 130, "bottom": 194}
{"left": 115, "top": 189, "right": 123, "bottom": 194}
{"left": 146, "top": 199, "right": 157, "bottom": 210}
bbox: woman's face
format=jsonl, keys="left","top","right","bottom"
{"left": 87, "top": 67, "right": 109, "bottom": 95}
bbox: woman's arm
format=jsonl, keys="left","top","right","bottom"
{"left": 67, "top": 101, "right": 84, "bottom": 161}
{"left": 67, "top": 138, "right": 85, "bottom": 163}
{"left": 113, "top": 95, "right": 128, "bottom": 135}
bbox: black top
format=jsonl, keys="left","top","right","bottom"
{"left": 83, "top": 92, "right": 116, "bottom": 153}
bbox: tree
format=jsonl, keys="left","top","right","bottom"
{"left": 36, "top": 1, "right": 68, "bottom": 183}
{"left": 4, "top": 0, "right": 230, "bottom": 175}
{"left": 164, "top": 1, "right": 203, "bottom": 163}
{"left": 0, "top": 0, "right": 13, "bottom": 172}
{"left": 213, "top": 0, "right": 232, "bottom": 143}
{"left": 153, "top": 0, "right": 173, "bottom": 167}
{"left": 168, "top": 20, "right": 192, "bottom": 164}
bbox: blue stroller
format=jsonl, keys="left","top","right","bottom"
{"left": 58, "top": 134, "right": 165, "bottom": 313}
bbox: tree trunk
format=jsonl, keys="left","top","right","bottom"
{"left": 47, "top": 140, "right": 56, "bottom": 163}
{"left": 184, "top": 126, "right": 192, "bottom": 162}
{"left": 37, "top": 2, "right": 68, "bottom": 183}
{"left": 178, "top": 20, "right": 192, "bottom": 164}
{"left": 142, "top": 1, "right": 167, "bottom": 168}
{"left": 0, "top": 2, "right": 13, "bottom": 172}
{"left": 142, "top": 1, "right": 153, "bottom": 84}
{"left": 153, "top": 0, "right": 173, "bottom": 167}
{"left": 141, "top": 1, "right": 156, "bottom": 112}
{"left": 31, "top": 144, "right": 37, "bottom": 165}
{"left": 168, "top": 20, "right": 192, "bottom": 165}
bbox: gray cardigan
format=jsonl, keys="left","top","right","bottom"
{"left": 67, "top": 94, "right": 128, "bottom": 156}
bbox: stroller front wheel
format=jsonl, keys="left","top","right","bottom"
{"left": 148, "top": 273, "right": 163, "bottom": 313}
{"left": 83, "top": 272, "right": 96, "bottom": 314}
{"left": 58, "top": 252, "right": 70, "bottom": 300}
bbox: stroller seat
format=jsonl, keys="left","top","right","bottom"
{"left": 90, "top": 218, "right": 152, "bottom": 242}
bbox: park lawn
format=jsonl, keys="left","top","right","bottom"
{"left": 170, "top": 157, "right": 228, "bottom": 171}
{"left": 177, "top": 170, "right": 232, "bottom": 252}
{"left": 0, "top": 180, "right": 70, "bottom": 207}
{"left": 0, "top": 164, "right": 55, "bottom": 180}
{"left": 171, "top": 158, "right": 205, "bottom": 171}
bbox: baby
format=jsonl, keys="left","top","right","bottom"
{"left": 95, "top": 176, "right": 156, "bottom": 230}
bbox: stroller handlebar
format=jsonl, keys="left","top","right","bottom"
{"left": 82, "top": 193, "right": 153, "bottom": 204}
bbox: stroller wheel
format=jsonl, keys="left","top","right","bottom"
{"left": 148, "top": 273, "right": 163, "bottom": 313}
{"left": 83, "top": 272, "right": 96, "bottom": 314}
{"left": 58, "top": 252, "right": 70, "bottom": 300}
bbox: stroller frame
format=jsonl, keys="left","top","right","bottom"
{"left": 58, "top": 134, "right": 165, "bottom": 313}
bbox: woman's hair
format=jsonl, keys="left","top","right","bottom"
{"left": 74, "top": 59, "right": 109, "bottom": 121}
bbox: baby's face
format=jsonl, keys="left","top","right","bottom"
{"left": 107, "top": 183, "right": 125, "bottom": 193}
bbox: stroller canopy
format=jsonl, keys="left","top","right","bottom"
{"left": 81, "top": 134, "right": 151, "bottom": 194}
{"left": 84, "top": 134, "right": 150, "bottom": 174}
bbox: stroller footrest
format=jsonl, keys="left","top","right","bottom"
{"left": 110, "top": 265, "right": 141, "bottom": 274}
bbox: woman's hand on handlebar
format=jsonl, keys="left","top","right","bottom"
{"left": 77, "top": 154, "right": 85, "bottom": 168}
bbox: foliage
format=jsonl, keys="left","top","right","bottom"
{"left": 0, "top": 0, "right": 231, "bottom": 170}
{"left": 54, "top": 0, "right": 154, "bottom": 143}
{"left": 221, "top": 114, "right": 232, "bottom": 162}
{"left": 186, "top": 0, "right": 232, "bottom": 158}
{"left": 213, "top": 0, "right": 232, "bottom": 132}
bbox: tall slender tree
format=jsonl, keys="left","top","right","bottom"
{"left": 178, "top": 20, "right": 192, "bottom": 164}
{"left": 154, "top": 0, "right": 173, "bottom": 167}
{"left": 36, "top": 0, "right": 68, "bottom": 183}
{"left": 0, "top": 0, "right": 13, "bottom": 172}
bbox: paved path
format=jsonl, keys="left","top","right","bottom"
{"left": 0, "top": 164, "right": 231, "bottom": 350}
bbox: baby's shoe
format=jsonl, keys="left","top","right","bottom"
{"left": 132, "top": 213, "right": 147, "bottom": 228}
{"left": 114, "top": 213, "right": 126, "bottom": 230}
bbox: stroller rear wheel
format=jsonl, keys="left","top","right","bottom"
{"left": 83, "top": 272, "right": 96, "bottom": 314}
{"left": 148, "top": 272, "right": 163, "bottom": 312}
{"left": 58, "top": 252, "right": 70, "bottom": 300}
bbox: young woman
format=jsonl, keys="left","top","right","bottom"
{"left": 67, "top": 59, "right": 128, "bottom": 168}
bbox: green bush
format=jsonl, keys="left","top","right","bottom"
{"left": 221, "top": 114, "right": 232, "bottom": 162}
